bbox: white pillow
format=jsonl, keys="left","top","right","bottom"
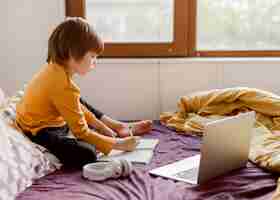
{"left": 0, "top": 88, "right": 5, "bottom": 105}
{"left": 0, "top": 88, "right": 62, "bottom": 170}
{"left": 0, "top": 117, "right": 58, "bottom": 200}
{"left": 0, "top": 89, "right": 24, "bottom": 123}
{"left": 0, "top": 117, "right": 11, "bottom": 158}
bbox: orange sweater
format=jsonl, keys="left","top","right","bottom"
{"left": 16, "top": 63, "right": 114, "bottom": 155}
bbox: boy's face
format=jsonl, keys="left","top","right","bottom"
{"left": 69, "top": 51, "right": 97, "bottom": 76}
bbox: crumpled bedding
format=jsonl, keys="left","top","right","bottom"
{"left": 160, "top": 87, "right": 280, "bottom": 200}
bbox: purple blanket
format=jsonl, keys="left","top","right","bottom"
{"left": 17, "top": 121, "right": 277, "bottom": 200}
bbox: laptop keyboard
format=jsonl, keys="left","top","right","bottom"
{"left": 173, "top": 167, "right": 199, "bottom": 182}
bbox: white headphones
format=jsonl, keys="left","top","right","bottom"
{"left": 83, "top": 159, "right": 133, "bottom": 181}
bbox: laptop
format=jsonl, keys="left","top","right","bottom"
{"left": 149, "top": 111, "right": 255, "bottom": 184}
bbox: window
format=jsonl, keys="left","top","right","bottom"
{"left": 66, "top": 0, "right": 280, "bottom": 57}
{"left": 195, "top": 0, "right": 280, "bottom": 57}
{"left": 86, "top": 0, "right": 173, "bottom": 43}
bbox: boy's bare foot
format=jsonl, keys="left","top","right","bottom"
{"left": 116, "top": 120, "right": 153, "bottom": 138}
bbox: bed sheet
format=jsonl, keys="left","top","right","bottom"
{"left": 16, "top": 121, "right": 277, "bottom": 200}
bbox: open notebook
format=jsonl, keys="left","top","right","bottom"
{"left": 98, "top": 138, "right": 159, "bottom": 164}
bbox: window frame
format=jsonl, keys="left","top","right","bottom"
{"left": 65, "top": 0, "right": 280, "bottom": 58}
{"left": 65, "top": 0, "right": 189, "bottom": 58}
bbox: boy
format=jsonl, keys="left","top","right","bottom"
{"left": 15, "top": 17, "right": 152, "bottom": 168}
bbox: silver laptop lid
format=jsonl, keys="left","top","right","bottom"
{"left": 198, "top": 111, "right": 255, "bottom": 184}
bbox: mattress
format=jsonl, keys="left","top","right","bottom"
{"left": 16, "top": 121, "right": 277, "bottom": 200}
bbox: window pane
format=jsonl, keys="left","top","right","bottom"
{"left": 197, "top": 0, "right": 280, "bottom": 50}
{"left": 86, "top": 0, "right": 174, "bottom": 43}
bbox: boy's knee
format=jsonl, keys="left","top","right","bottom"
{"left": 57, "top": 139, "right": 97, "bottom": 168}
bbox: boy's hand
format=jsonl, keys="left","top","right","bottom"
{"left": 113, "top": 136, "right": 140, "bottom": 152}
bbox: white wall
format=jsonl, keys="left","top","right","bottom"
{"left": 83, "top": 58, "right": 280, "bottom": 120}
{"left": 3, "top": 0, "right": 64, "bottom": 95}
{"left": 2, "top": 1, "right": 280, "bottom": 120}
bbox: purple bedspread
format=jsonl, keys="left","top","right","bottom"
{"left": 17, "top": 121, "right": 277, "bottom": 200}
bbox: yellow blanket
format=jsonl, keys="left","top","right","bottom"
{"left": 160, "top": 87, "right": 280, "bottom": 200}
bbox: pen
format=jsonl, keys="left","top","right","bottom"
{"left": 128, "top": 124, "right": 133, "bottom": 137}
{"left": 111, "top": 132, "right": 117, "bottom": 138}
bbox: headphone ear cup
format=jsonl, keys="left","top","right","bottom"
{"left": 111, "top": 160, "right": 123, "bottom": 179}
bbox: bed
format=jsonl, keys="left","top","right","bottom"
{"left": 16, "top": 121, "right": 277, "bottom": 200}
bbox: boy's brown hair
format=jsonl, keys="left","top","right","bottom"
{"left": 47, "top": 17, "right": 104, "bottom": 65}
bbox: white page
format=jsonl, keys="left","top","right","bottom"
{"left": 98, "top": 138, "right": 159, "bottom": 164}
{"left": 136, "top": 138, "right": 159, "bottom": 149}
